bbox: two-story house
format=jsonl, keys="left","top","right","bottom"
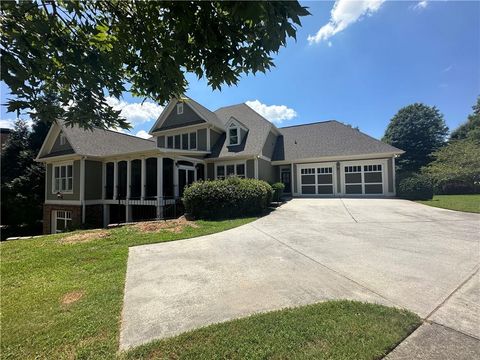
{"left": 36, "top": 97, "right": 403, "bottom": 234}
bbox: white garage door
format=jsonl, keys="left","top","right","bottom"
{"left": 299, "top": 164, "right": 335, "bottom": 195}
{"left": 343, "top": 162, "right": 384, "bottom": 195}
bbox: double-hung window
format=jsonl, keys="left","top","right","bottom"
{"left": 228, "top": 127, "right": 239, "bottom": 145}
{"left": 53, "top": 164, "right": 73, "bottom": 192}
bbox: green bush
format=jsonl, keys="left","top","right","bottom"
{"left": 271, "top": 182, "right": 285, "bottom": 202}
{"left": 183, "top": 177, "right": 273, "bottom": 219}
{"left": 397, "top": 173, "right": 434, "bottom": 200}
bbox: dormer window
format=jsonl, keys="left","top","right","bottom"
{"left": 177, "top": 103, "right": 184, "bottom": 115}
{"left": 226, "top": 117, "right": 247, "bottom": 146}
{"left": 229, "top": 126, "right": 239, "bottom": 146}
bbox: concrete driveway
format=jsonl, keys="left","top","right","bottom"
{"left": 120, "top": 199, "right": 479, "bottom": 357}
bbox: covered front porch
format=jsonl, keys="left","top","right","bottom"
{"left": 101, "top": 155, "right": 205, "bottom": 225}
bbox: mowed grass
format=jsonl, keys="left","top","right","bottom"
{"left": 1, "top": 217, "right": 421, "bottom": 360}
{"left": 127, "top": 301, "right": 420, "bottom": 360}
{"left": 417, "top": 194, "right": 480, "bottom": 213}
{"left": 1, "top": 218, "right": 255, "bottom": 359}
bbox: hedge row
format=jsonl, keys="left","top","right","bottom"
{"left": 183, "top": 177, "right": 273, "bottom": 219}
{"left": 397, "top": 173, "right": 433, "bottom": 200}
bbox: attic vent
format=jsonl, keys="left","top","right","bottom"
{"left": 177, "top": 103, "right": 184, "bottom": 115}
{"left": 59, "top": 132, "right": 67, "bottom": 146}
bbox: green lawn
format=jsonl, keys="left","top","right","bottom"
{"left": 1, "top": 218, "right": 421, "bottom": 360}
{"left": 417, "top": 194, "right": 480, "bottom": 213}
{"left": 1, "top": 218, "right": 255, "bottom": 359}
{"left": 127, "top": 301, "right": 420, "bottom": 360}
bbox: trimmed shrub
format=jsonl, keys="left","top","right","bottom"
{"left": 271, "top": 182, "right": 285, "bottom": 202}
{"left": 183, "top": 177, "right": 273, "bottom": 219}
{"left": 397, "top": 173, "right": 434, "bottom": 200}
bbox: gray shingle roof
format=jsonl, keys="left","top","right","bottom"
{"left": 272, "top": 120, "right": 403, "bottom": 162}
{"left": 185, "top": 97, "right": 225, "bottom": 130}
{"left": 209, "top": 104, "right": 274, "bottom": 159}
{"left": 43, "top": 122, "right": 156, "bottom": 158}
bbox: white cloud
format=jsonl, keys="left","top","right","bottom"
{"left": 105, "top": 97, "right": 164, "bottom": 127}
{"left": 0, "top": 118, "right": 34, "bottom": 129}
{"left": 413, "top": 1, "right": 428, "bottom": 11}
{"left": 245, "top": 100, "right": 297, "bottom": 124}
{"left": 0, "top": 119, "right": 15, "bottom": 129}
{"left": 307, "top": 0, "right": 385, "bottom": 45}
{"left": 136, "top": 130, "right": 152, "bottom": 139}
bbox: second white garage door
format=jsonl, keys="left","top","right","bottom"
{"left": 341, "top": 160, "right": 386, "bottom": 195}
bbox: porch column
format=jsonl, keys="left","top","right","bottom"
{"left": 113, "top": 161, "right": 118, "bottom": 199}
{"left": 141, "top": 158, "right": 146, "bottom": 200}
{"left": 156, "top": 156, "right": 163, "bottom": 219}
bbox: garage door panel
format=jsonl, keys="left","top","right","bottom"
{"left": 365, "top": 184, "right": 383, "bottom": 194}
{"left": 301, "top": 175, "right": 315, "bottom": 184}
{"left": 364, "top": 172, "right": 382, "bottom": 183}
{"left": 317, "top": 185, "right": 333, "bottom": 194}
{"left": 301, "top": 185, "right": 316, "bottom": 194}
{"left": 345, "top": 184, "right": 362, "bottom": 194}
{"left": 317, "top": 174, "right": 333, "bottom": 184}
{"left": 345, "top": 173, "right": 361, "bottom": 183}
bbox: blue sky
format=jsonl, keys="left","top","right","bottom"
{"left": 1, "top": 0, "right": 479, "bottom": 140}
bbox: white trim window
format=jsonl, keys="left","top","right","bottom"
{"left": 177, "top": 103, "right": 184, "bottom": 114}
{"left": 53, "top": 163, "right": 73, "bottom": 193}
{"left": 165, "top": 131, "right": 197, "bottom": 150}
{"left": 215, "top": 162, "right": 246, "bottom": 180}
{"left": 228, "top": 125, "right": 239, "bottom": 146}
{"left": 53, "top": 210, "right": 72, "bottom": 233}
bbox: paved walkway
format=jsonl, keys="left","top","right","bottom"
{"left": 120, "top": 198, "right": 479, "bottom": 358}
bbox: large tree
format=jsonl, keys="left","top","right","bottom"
{"left": 1, "top": 1, "right": 310, "bottom": 130}
{"left": 423, "top": 139, "right": 480, "bottom": 191}
{"left": 383, "top": 103, "right": 448, "bottom": 173}
{"left": 1, "top": 120, "right": 49, "bottom": 231}
{"left": 450, "top": 96, "right": 480, "bottom": 142}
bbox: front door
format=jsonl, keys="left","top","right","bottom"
{"left": 281, "top": 169, "right": 292, "bottom": 193}
{"left": 178, "top": 166, "right": 195, "bottom": 197}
